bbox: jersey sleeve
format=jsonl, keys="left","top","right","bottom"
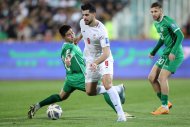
{"left": 99, "top": 28, "right": 110, "bottom": 48}
{"left": 167, "top": 18, "right": 180, "bottom": 33}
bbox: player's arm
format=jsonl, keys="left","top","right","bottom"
{"left": 170, "top": 29, "right": 184, "bottom": 55}
{"left": 149, "top": 38, "right": 164, "bottom": 57}
{"left": 94, "top": 46, "right": 110, "bottom": 65}
{"left": 167, "top": 19, "right": 184, "bottom": 60}
{"left": 74, "top": 34, "right": 83, "bottom": 45}
{"left": 64, "top": 48, "right": 75, "bottom": 67}
{"left": 90, "top": 46, "right": 110, "bottom": 70}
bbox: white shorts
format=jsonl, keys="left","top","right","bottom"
{"left": 85, "top": 60, "right": 113, "bottom": 83}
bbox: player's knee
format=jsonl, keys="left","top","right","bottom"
{"left": 157, "top": 76, "right": 166, "bottom": 83}
{"left": 59, "top": 94, "right": 69, "bottom": 101}
{"left": 148, "top": 75, "right": 154, "bottom": 83}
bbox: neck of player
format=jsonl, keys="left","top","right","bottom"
{"left": 89, "top": 19, "right": 98, "bottom": 27}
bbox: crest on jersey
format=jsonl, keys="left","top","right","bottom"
{"left": 171, "top": 24, "right": 177, "bottom": 28}
{"left": 105, "top": 38, "right": 110, "bottom": 44}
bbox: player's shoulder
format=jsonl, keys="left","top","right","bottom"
{"left": 96, "top": 20, "right": 108, "bottom": 34}
{"left": 80, "top": 19, "right": 85, "bottom": 27}
{"left": 62, "top": 42, "right": 74, "bottom": 50}
{"left": 163, "top": 15, "right": 175, "bottom": 23}
{"left": 97, "top": 20, "right": 106, "bottom": 29}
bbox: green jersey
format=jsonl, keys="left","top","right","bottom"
{"left": 61, "top": 42, "right": 85, "bottom": 75}
{"left": 152, "top": 15, "right": 184, "bottom": 57}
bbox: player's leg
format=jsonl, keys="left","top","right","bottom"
{"left": 151, "top": 57, "right": 183, "bottom": 115}
{"left": 28, "top": 80, "right": 74, "bottom": 119}
{"left": 97, "top": 83, "right": 126, "bottom": 104}
{"left": 148, "top": 65, "right": 162, "bottom": 100}
{"left": 28, "top": 89, "right": 71, "bottom": 119}
{"left": 158, "top": 69, "right": 171, "bottom": 108}
{"left": 102, "top": 74, "right": 126, "bottom": 122}
{"left": 85, "top": 82, "right": 99, "bottom": 96}
{"left": 151, "top": 69, "right": 171, "bottom": 115}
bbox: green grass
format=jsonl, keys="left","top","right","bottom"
{"left": 0, "top": 79, "right": 190, "bottom": 127}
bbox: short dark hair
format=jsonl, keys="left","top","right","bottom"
{"left": 59, "top": 25, "right": 71, "bottom": 37}
{"left": 151, "top": 2, "right": 162, "bottom": 8}
{"left": 81, "top": 3, "right": 96, "bottom": 13}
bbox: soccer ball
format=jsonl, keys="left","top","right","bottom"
{"left": 46, "top": 104, "right": 63, "bottom": 120}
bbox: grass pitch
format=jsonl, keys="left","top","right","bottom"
{"left": 0, "top": 79, "right": 190, "bottom": 127}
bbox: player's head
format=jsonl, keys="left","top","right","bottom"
{"left": 59, "top": 25, "right": 75, "bottom": 43}
{"left": 150, "top": 2, "right": 163, "bottom": 21}
{"left": 81, "top": 3, "right": 96, "bottom": 25}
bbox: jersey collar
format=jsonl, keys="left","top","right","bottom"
{"left": 157, "top": 15, "right": 164, "bottom": 23}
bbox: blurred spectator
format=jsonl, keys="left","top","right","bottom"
{"left": 182, "top": 15, "right": 190, "bottom": 39}
{"left": 0, "top": 0, "right": 127, "bottom": 42}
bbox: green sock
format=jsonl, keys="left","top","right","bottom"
{"left": 39, "top": 94, "right": 62, "bottom": 107}
{"left": 161, "top": 94, "right": 168, "bottom": 106}
{"left": 157, "top": 92, "right": 162, "bottom": 100}
{"left": 103, "top": 93, "right": 116, "bottom": 113}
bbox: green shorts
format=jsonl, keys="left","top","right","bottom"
{"left": 63, "top": 73, "right": 85, "bottom": 93}
{"left": 155, "top": 55, "right": 184, "bottom": 73}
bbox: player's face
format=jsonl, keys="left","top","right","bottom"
{"left": 150, "top": 7, "right": 162, "bottom": 21}
{"left": 64, "top": 28, "right": 75, "bottom": 42}
{"left": 82, "top": 10, "right": 95, "bottom": 25}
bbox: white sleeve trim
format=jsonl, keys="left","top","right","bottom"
{"left": 174, "top": 28, "right": 180, "bottom": 33}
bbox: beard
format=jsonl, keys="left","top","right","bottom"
{"left": 85, "top": 19, "right": 93, "bottom": 25}
{"left": 153, "top": 14, "right": 162, "bottom": 21}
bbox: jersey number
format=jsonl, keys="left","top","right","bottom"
{"left": 158, "top": 58, "right": 165, "bottom": 65}
{"left": 105, "top": 61, "right": 108, "bottom": 67}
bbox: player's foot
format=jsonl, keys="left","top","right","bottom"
{"left": 28, "top": 105, "right": 37, "bottom": 119}
{"left": 119, "top": 84, "right": 126, "bottom": 104}
{"left": 125, "top": 112, "right": 135, "bottom": 118}
{"left": 117, "top": 114, "right": 127, "bottom": 122}
{"left": 151, "top": 106, "right": 169, "bottom": 115}
{"left": 168, "top": 101, "right": 173, "bottom": 109}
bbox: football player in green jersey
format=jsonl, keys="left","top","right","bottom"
{"left": 148, "top": 2, "right": 184, "bottom": 115}
{"left": 28, "top": 25, "right": 128, "bottom": 119}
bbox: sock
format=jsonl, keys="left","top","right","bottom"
{"left": 97, "top": 84, "right": 122, "bottom": 94}
{"left": 103, "top": 93, "right": 116, "bottom": 113}
{"left": 113, "top": 85, "right": 122, "bottom": 93}
{"left": 157, "top": 92, "right": 161, "bottom": 100}
{"left": 39, "top": 94, "right": 62, "bottom": 108}
{"left": 161, "top": 94, "right": 168, "bottom": 108}
{"left": 106, "top": 87, "right": 124, "bottom": 116}
{"left": 96, "top": 85, "right": 106, "bottom": 94}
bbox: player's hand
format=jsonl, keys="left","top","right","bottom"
{"left": 149, "top": 54, "right": 154, "bottom": 59}
{"left": 65, "top": 57, "right": 71, "bottom": 67}
{"left": 74, "top": 37, "right": 80, "bottom": 44}
{"left": 90, "top": 63, "right": 97, "bottom": 71}
{"left": 169, "top": 53, "right": 175, "bottom": 61}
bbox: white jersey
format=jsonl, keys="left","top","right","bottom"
{"left": 80, "top": 19, "right": 113, "bottom": 63}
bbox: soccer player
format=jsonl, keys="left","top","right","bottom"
{"left": 28, "top": 25, "right": 126, "bottom": 119}
{"left": 78, "top": 3, "right": 126, "bottom": 121}
{"left": 148, "top": 2, "right": 184, "bottom": 115}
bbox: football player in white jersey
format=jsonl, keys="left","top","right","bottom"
{"left": 78, "top": 3, "right": 126, "bottom": 122}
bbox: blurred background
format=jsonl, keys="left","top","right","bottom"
{"left": 0, "top": 0, "right": 190, "bottom": 80}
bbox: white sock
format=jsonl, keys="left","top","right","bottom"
{"left": 107, "top": 87, "right": 125, "bottom": 116}
{"left": 162, "top": 105, "right": 169, "bottom": 110}
{"left": 113, "top": 85, "right": 122, "bottom": 93}
{"left": 97, "top": 84, "right": 122, "bottom": 94}
{"left": 96, "top": 85, "right": 107, "bottom": 94}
